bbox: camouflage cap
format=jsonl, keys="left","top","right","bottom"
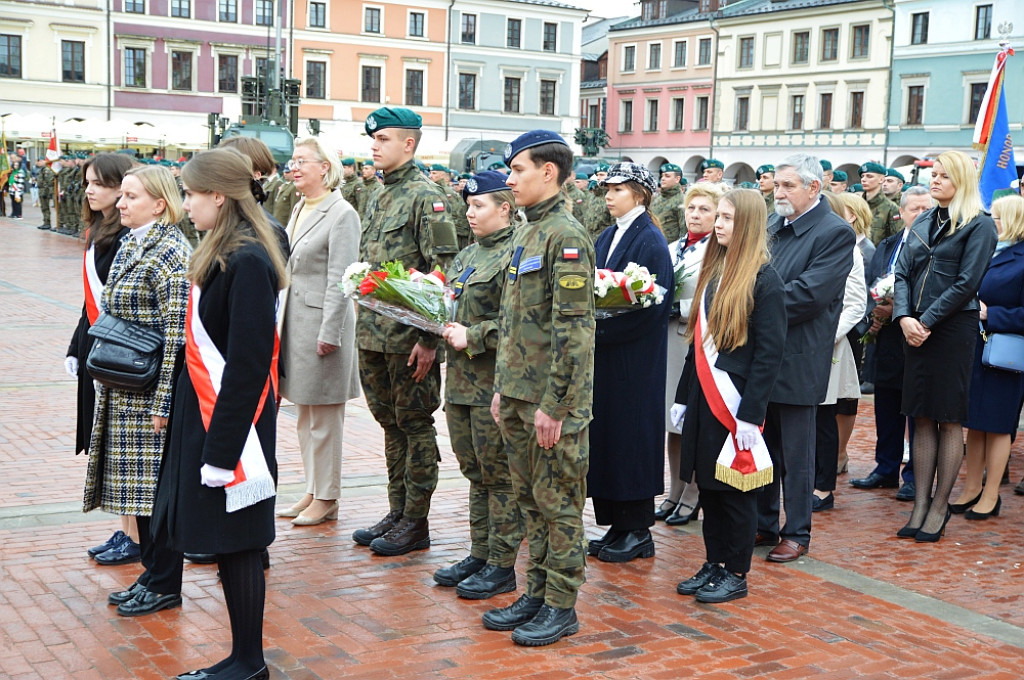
{"left": 832, "top": 170, "right": 848, "bottom": 183}
{"left": 600, "top": 162, "right": 657, "bottom": 194}
{"left": 859, "top": 161, "right": 885, "bottom": 176}
{"left": 503, "top": 129, "right": 569, "bottom": 164}
{"left": 755, "top": 164, "right": 775, "bottom": 178}
{"left": 462, "top": 170, "right": 510, "bottom": 200}
{"left": 364, "top": 107, "right": 422, "bottom": 136}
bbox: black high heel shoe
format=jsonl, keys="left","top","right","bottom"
{"left": 654, "top": 498, "right": 680, "bottom": 521}
{"left": 666, "top": 501, "right": 700, "bottom": 526}
{"left": 948, "top": 491, "right": 983, "bottom": 514}
{"left": 964, "top": 495, "right": 1001, "bottom": 520}
{"left": 914, "top": 510, "right": 951, "bottom": 543}
{"left": 896, "top": 523, "right": 919, "bottom": 538}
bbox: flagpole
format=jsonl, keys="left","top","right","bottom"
{"left": 51, "top": 117, "right": 60, "bottom": 231}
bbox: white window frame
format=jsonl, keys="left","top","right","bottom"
{"left": 358, "top": 56, "right": 386, "bottom": 104}
{"left": 210, "top": 43, "right": 245, "bottom": 94}
{"left": 53, "top": 25, "right": 97, "bottom": 85}
{"left": 620, "top": 98, "right": 634, "bottom": 133}
{"left": 119, "top": 37, "right": 154, "bottom": 90}
{"left": 647, "top": 41, "right": 662, "bottom": 71}
{"left": 961, "top": 72, "right": 989, "bottom": 125}
{"left": 402, "top": 59, "right": 430, "bottom": 107}
{"left": 308, "top": 1, "right": 329, "bottom": 30}
{"left": 696, "top": 36, "right": 713, "bottom": 67}
{"left": 671, "top": 39, "right": 687, "bottom": 69}
{"left": 303, "top": 56, "right": 330, "bottom": 100}
{"left": 644, "top": 97, "right": 659, "bottom": 131}
{"left": 542, "top": 21, "right": 558, "bottom": 52}
{"left": 621, "top": 42, "right": 637, "bottom": 73}
{"left": 167, "top": 42, "right": 198, "bottom": 92}
{"left": 363, "top": 4, "right": 384, "bottom": 36}
{"left": 693, "top": 94, "right": 709, "bottom": 130}
{"left": 737, "top": 34, "right": 755, "bottom": 69}
{"left": 217, "top": 0, "right": 239, "bottom": 24}
{"left": 901, "top": 75, "right": 929, "bottom": 127}
{"left": 454, "top": 62, "right": 482, "bottom": 110}
{"left": 460, "top": 12, "right": 478, "bottom": 45}
{"left": 506, "top": 17, "right": 524, "bottom": 49}
{"left": 536, "top": 68, "right": 563, "bottom": 117}
{"left": 406, "top": 9, "right": 428, "bottom": 40}
{"left": 499, "top": 66, "right": 526, "bottom": 114}
{"left": 670, "top": 96, "right": 685, "bottom": 131}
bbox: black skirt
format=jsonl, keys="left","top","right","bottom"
{"left": 902, "top": 309, "right": 979, "bottom": 423}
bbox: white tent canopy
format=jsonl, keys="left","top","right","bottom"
{"left": 2, "top": 113, "right": 208, "bottom": 149}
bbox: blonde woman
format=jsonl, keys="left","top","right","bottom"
{"left": 893, "top": 150, "right": 997, "bottom": 542}
{"left": 87, "top": 164, "right": 192, "bottom": 616}
{"left": 277, "top": 137, "right": 361, "bottom": 525}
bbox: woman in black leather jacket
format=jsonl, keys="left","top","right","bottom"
{"left": 892, "top": 150, "right": 997, "bottom": 542}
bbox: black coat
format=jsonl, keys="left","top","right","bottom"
{"left": 66, "top": 228, "right": 128, "bottom": 454}
{"left": 766, "top": 199, "right": 855, "bottom": 405}
{"left": 865, "top": 232, "right": 907, "bottom": 389}
{"left": 676, "top": 266, "right": 787, "bottom": 489}
{"left": 152, "top": 240, "right": 279, "bottom": 554}
{"left": 587, "top": 211, "right": 673, "bottom": 501}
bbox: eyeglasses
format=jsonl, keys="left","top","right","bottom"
{"left": 286, "top": 158, "right": 324, "bottom": 171}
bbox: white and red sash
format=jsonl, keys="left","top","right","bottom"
{"left": 185, "top": 284, "right": 279, "bottom": 513}
{"left": 694, "top": 293, "right": 773, "bottom": 491}
{"left": 83, "top": 243, "right": 103, "bottom": 325}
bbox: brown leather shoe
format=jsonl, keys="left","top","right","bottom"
{"left": 369, "top": 516, "right": 430, "bottom": 556}
{"left": 754, "top": 533, "right": 779, "bottom": 547}
{"left": 766, "top": 539, "right": 807, "bottom": 563}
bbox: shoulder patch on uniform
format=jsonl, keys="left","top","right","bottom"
{"left": 518, "top": 255, "right": 543, "bottom": 275}
{"left": 432, "top": 201, "right": 446, "bottom": 212}
{"left": 562, "top": 247, "right": 580, "bottom": 260}
{"left": 559, "top": 275, "right": 585, "bottom": 290}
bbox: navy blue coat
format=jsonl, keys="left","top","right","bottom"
{"left": 865, "top": 232, "right": 909, "bottom": 389}
{"left": 587, "top": 211, "right": 673, "bottom": 501}
{"left": 966, "top": 240, "right": 1024, "bottom": 433}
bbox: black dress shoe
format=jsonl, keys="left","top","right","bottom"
{"left": 695, "top": 571, "right": 748, "bottom": 603}
{"left": 176, "top": 671, "right": 214, "bottom": 679}
{"left": 665, "top": 501, "right": 700, "bottom": 526}
{"left": 586, "top": 527, "right": 625, "bottom": 556}
{"left": 107, "top": 581, "right": 144, "bottom": 605}
{"left": 353, "top": 510, "right": 403, "bottom": 546}
{"left": 964, "top": 496, "right": 1001, "bottom": 520}
{"left": 812, "top": 493, "right": 834, "bottom": 512}
{"left": 896, "top": 482, "right": 916, "bottom": 501}
{"left": 456, "top": 565, "right": 516, "bottom": 599}
{"left": 654, "top": 498, "right": 679, "bottom": 521}
{"left": 433, "top": 555, "right": 486, "bottom": 587}
{"left": 511, "top": 604, "right": 579, "bottom": 646}
{"left": 482, "top": 594, "right": 544, "bottom": 631}
{"left": 88, "top": 530, "right": 126, "bottom": 558}
{"left": 914, "top": 510, "right": 952, "bottom": 543}
{"left": 116, "top": 589, "right": 183, "bottom": 617}
{"left": 677, "top": 562, "right": 724, "bottom": 595}
{"left": 948, "top": 491, "right": 983, "bottom": 514}
{"left": 850, "top": 473, "right": 899, "bottom": 489}
{"left": 597, "top": 529, "right": 655, "bottom": 563}
{"left": 184, "top": 553, "right": 217, "bottom": 564}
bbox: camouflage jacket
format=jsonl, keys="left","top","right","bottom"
{"left": 357, "top": 160, "right": 458, "bottom": 353}
{"left": 763, "top": 191, "right": 775, "bottom": 216}
{"left": 494, "top": 193, "right": 595, "bottom": 425}
{"left": 355, "top": 176, "right": 382, "bottom": 222}
{"left": 273, "top": 180, "right": 300, "bottom": 226}
{"left": 564, "top": 184, "right": 588, "bottom": 225}
{"left": 37, "top": 166, "right": 56, "bottom": 198}
{"left": 435, "top": 178, "right": 472, "bottom": 250}
{"left": 341, "top": 176, "right": 359, "bottom": 208}
{"left": 583, "top": 186, "right": 611, "bottom": 242}
{"left": 444, "top": 225, "right": 514, "bottom": 406}
{"left": 262, "top": 175, "right": 282, "bottom": 213}
{"left": 651, "top": 184, "right": 685, "bottom": 243}
{"left": 867, "top": 190, "right": 900, "bottom": 246}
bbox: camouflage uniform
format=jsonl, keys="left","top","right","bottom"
{"left": 262, "top": 173, "right": 282, "bottom": 214}
{"left": 494, "top": 193, "right": 595, "bottom": 610}
{"left": 67, "top": 163, "right": 83, "bottom": 234}
{"left": 564, "top": 183, "right": 587, "bottom": 225}
{"left": 273, "top": 180, "right": 300, "bottom": 226}
{"left": 357, "top": 160, "right": 458, "bottom": 518}
{"left": 355, "top": 175, "right": 382, "bottom": 223}
{"left": 650, "top": 183, "right": 685, "bottom": 243}
{"left": 435, "top": 178, "right": 472, "bottom": 250}
{"left": 341, "top": 174, "right": 359, "bottom": 209}
{"left": 57, "top": 164, "right": 75, "bottom": 232}
{"left": 445, "top": 226, "right": 525, "bottom": 566}
{"left": 866, "top": 190, "right": 900, "bottom": 246}
{"left": 582, "top": 186, "right": 611, "bottom": 242}
{"left": 763, "top": 191, "right": 775, "bottom": 215}
{"left": 174, "top": 177, "right": 200, "bottom": 247}
{"left": 37, "top": 165, "right": 55, "bottom": 228}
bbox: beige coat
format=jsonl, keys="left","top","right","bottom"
{"left": 279, "top": 190, "right": 361, "bottom": 405}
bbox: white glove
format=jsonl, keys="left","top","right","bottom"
{"left": 735, "top": 419, "right": 760, "bottom": 452}
{"left": 200, "top": 464, "right": 236, "bottom": 488}
{"left": 670, "top": 403, "right": 687, "bottom": 430}
{"left": 64, "top": 356, "right": 79, "bottom": 378}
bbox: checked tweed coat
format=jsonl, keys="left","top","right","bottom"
{"left": 83, "top": 223, "right": 191, "bottom": 516}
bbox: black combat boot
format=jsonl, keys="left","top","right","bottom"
{"left": 369, "top": 516, "right": 430, "bottom": 556}
{"left": 352, "top": 510, "right": 403, "bottom": 546}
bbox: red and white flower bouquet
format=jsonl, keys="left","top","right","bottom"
{"left": 341, "top": 260, "right": 453, "bottom": 335}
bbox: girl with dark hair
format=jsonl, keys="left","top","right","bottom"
{"left": 154, "top": 147, "right": 287, "bottom": 680}
{"left": 674, "top": 188, "right": 786, "bottom": 603}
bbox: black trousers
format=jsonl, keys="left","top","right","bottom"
{"left": 700, "top": 487, "right": 757, "bottom": 575}
{"left": 592, "top": 497, "right": 654, "bottom": 531}
{"left": 757, "top": 403, "right": 815, "bottom": 547}
{"left": 872, "top": 387, "right": 916, "bottom": 484}
{"left": 814, "top": 403, "right": 839, "bottom": 492}
{"left": 136, "top": 515, "right": 184, "bottom": 595}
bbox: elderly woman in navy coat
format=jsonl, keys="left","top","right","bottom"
{"left": 586, "top": 163, "right": 673, "bottom": 563}
{"left": 952, "top": 194, "right": 1024, "bottom": 520}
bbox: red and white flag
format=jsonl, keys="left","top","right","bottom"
{"left": 45, "top": 126, "right": 59, "bottom": 162}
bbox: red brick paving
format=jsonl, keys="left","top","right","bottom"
{"left": 2, "top": 210, "right": 1023, "bottom": 679}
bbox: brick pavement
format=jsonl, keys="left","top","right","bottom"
{"left": 1, "top": 207, "right": 1023, "bottom": 679}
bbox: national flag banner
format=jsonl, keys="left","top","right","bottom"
{"left": 562, "top": 247, "right": 579, "bottom": 260}
{"left": 973, "top": 43, "right": 1017, "bottom": 209}
{"left": 45, "top": 127, "right": 60, "bottom": 162}
{"left": 0, "top": 128, "right": 9, "bottom": 174}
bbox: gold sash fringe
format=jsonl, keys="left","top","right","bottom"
{"left": 715, "top": 463, "right": 774, "bottom": 492}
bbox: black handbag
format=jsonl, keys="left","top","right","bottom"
{"left": 86, "top": 313, "right": 165, "bottom": 392}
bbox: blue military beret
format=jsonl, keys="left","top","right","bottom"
{"left": 755, "top": 164, "right": 775, "bottom": 178}
{"left": 503, "top": 130, "right": 569, "bottom": 164}
{"left": 601, "top": 162, "right": 657, "bottom": 194}
{"left": 820, "top": 159, "right": 833, "bottom": 171}
{"left": 701, "top": 158, "right": 724, "bottom": 170}
{"left": 462, "top": 170, "right": 510, "bottom": 200}
{"left": 662, "top": 163, "right": 682, "bottom": 174}
{"left": 341, "top": 157, "right": 355, "bottom": 167}
{"left": 429, "top": 163, "right": 447, "bottom": 172}
{"left": 364, "top": 107, "right": 422, "bottom": 136}
{"left": 832, "top": 170, "right": 848, "bottom": 183}
{"left": 885, "top": 167, "right": 905, "bottom": 182}
{"left": 860, "top": 162, "right": 885, "bottom": 176}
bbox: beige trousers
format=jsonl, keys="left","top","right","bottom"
{"left": 296, "top": 403, "right": 346, "bottom": 500}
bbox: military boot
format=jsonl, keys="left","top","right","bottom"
{"left": 369, "top": 516, "right": 430, "bottom": 556}
{"left": 510, "top": 604, "right": 579, "bottom": 647}
{"left": 352, "top": 509, "right": 402, "bottom": 546}
{"left": 456, "top": 564, "right": 516, "bottom": 600}
{"left": 481, "top": 594, "right": 543, "bottom": 631}
{"left": 433, "top": 555, "right": 486, "bottom": 587}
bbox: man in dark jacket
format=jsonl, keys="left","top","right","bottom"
{"left": 757, "top": 154, "right": 855, "bottom": 563}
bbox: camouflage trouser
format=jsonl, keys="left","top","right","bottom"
{"left": 358, "top": 349, "right": 441, "bottom": 519}
{"left": 446, "top": 402, "right": 524, "bottom": 566}
{"left": 39, "top": 196, "right": 51, "bottom": 227}
{"left": 498, "top": 396, "right": 589, "bottom": 609}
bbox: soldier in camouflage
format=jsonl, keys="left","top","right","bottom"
{"left": 272, "top": 168, "right": 300, "bottom": 226}
{"left": 340, "top": 157, "right": 359, "bottom": 208}
{"left": 756, "top": 164, "right": 775, "bottom": 215}
{"left": 262, "top": 164, "right": 283, "bottom": 215}
{"left": 860, "top": 162, "right": 900, "bottom": 245}
{"left": 355, "top": 160, "right": 382, "bottom": 223}
{"left": 57, "top": 158, "right": 76, "bottom": 234}
{"left": 171, "top": 163, "right": 200, "bottom": 247}
{"left": 432, "top": 170, "right": 526, "bottom": 600}
{"left": 582, "top": 182, "right": 611, "bottom": 242}
{"left": 564, "top": 173, "right": 588, "bottom": 225}
{"left": 650, "top": 163, "right": 686, "bottom": 242}
{"left": 829, "top": 170, "right": 849, "bottom": 194}
{"left": 350, "top": 107, "right": 459, "bottom": 557}
{"left": 36, "top": 159, "right": 55, "bottom": 230}
{"left": 882, "top": 167, "right": 905, "bottom": 204}
{"left": 481, "top": 130, "right": 595, "bottom": 647}
{"left": 430, "top": 163, "right": 472, "bottom": 249}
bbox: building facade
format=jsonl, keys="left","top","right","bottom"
{"left": 887, "top": 0, "right": 1023, "bottom": 168}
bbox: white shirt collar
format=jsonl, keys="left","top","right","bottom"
{"left": 131, "top": 220, "right": 157, "bottom": 244}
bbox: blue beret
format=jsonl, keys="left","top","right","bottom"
{"left": 755, "top": 164, "right": 775, "bottom": 178}
{"left": 860, "top": 162, "right": 885, "bottom": 176}
{"left": 832, "top": 170, "right": 848, "bottom": 183}
{"left": 701, "top": 159, "right": 724, "bottom": 170}
{"left": 429, "top": 163, "right": 447, "bottom": 172}
{"left": 341, "top": 157, "right": 355, "bottom": 166}
{"left": 503, "top": 130, "right": 569, "bottom": 164}
{"left": 364, "top": 107, "right": 422, "bottom": 136}
{"left": 462, "top": 171, "right": 510, "bottom": 200}
{"left": 820, "top": 159, "right": 833, "bottom": 171}
{"left": 662, "top": 163, "right": 682, "bottom": 174}
{"left": 885, "top": 167, "right": 905, "bottom": 182}
{"left": 601, "top": 162, "right": 657, "bottom": 194}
